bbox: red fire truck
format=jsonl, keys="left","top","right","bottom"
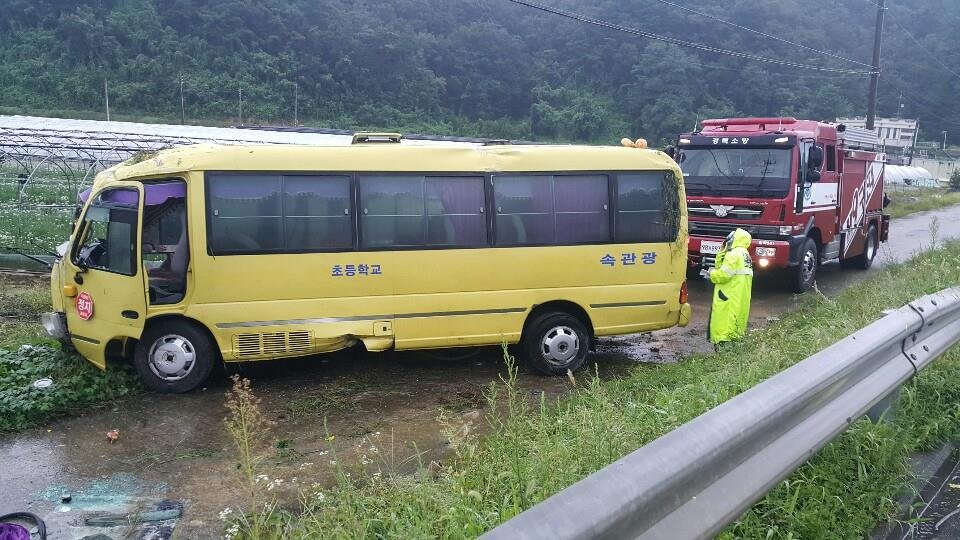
{"left": 677, "top": 117, "right": 889, "bottom": 292}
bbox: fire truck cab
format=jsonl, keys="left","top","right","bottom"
{"left": 678, "top": 117, "right": 889, "bottom": 292}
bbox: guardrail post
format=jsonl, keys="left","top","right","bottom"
{"left": 866, "top": 385, "right": 901, "bottom": 422}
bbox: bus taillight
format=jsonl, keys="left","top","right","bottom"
{"left": 679, "top": 280, "right": 688, "bottom": 304}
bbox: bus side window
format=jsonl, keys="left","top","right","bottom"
{"left": 425, "top": 177, "right": 486, "bottom": 247}
{"left": 492, "top": 174, "right": 609, "bottom": 246}
{"left": 614, "top": 172, "right": 679, "bottom": 243}
{"left": 207, "top": 174, "right": 352, "bottom": 253}
{"left": 283, "top": 176, "right": 352, "bottom": 251}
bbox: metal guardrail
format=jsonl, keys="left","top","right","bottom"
{"left": 484, "top": 286, "right": 960, "bottom": 540}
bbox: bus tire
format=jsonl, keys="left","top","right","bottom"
{"left": 791, "top": 237, "right": 818, "bottom": 293}
{"left": 134, "top": 320, "right": 216, "bottom": 393}
{"left": 520, "top": 312, "right": 590, "bottom": 376}
{"left": 842, "top": 225, "right": 878, "bottom": 270}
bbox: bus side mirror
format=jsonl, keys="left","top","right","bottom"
{"left": 807, "top": 168, "right": 821, "bottom": 183}
{"left": 664, "top": 145, "right": 676, "bottom": 160}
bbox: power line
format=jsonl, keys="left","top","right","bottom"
{"left": 887, "top": 19, "right": 960, "bottom": 81}
{"left": 845, "top": 0, "right": 960, "bottom": 80}
{"left": 502, "top": 0, "right": 876, "bottom": 75}
{"left": 644, "top": 0, "right": 873, "bottom": 68}
{"left": 673, "top": 58, "right": 867, "bottom": 80}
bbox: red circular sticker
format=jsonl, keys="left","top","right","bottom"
{"left": 76, "top": 291, "right": 94, "bottom": 321}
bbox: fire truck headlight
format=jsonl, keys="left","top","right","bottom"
{"left": 758, "top": 258, "right": 770, "bottom": 268}
{"left": 756, "top": 247, "right": 777, "bottom": 257}
{"left": 778, "top": 226, "right": 793, "bottom": 236}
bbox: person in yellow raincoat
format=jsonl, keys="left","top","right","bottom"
{"left": 704, "top": 228, "right": 754, "bottom": 345}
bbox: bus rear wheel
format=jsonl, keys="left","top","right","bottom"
{"left": 134, "top": 320, "right": 216, "bottom": 393}
{"left": 520, "top": 312, "right": 590, "bottom": 376}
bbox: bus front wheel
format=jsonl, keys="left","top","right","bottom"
{"left": 134, "top": 320, "right": 216, "bottom": 393}
{"left": 520, "top": 312, "right": 590, "bottom": 376}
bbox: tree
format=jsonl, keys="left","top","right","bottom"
{"left": 950, "top": 169, "right": 960, "bottom": 192}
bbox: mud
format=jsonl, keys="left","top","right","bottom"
{"left": 2, "top": 204, "right": 959, "bottom": 539}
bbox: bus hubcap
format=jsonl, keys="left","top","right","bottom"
{"left": 148, "top": 335, "right": 196, "bottom": 381}
{"left": 542, "top": 326, "right": 579, "bottom": 365}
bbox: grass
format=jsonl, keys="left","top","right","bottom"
{"left": 887, "top": 187, "right": 960, "bottom": 219}
{"left": 0, "top": 277, "right": 142, "bottom": 431}
{"left": 224, "top": 240, "right": 960, "bottom": 539}
{"left": 0, "top": 171, "right": 82, "bottom": 249}
{"left": 0, "top": 277, "right": 56, "bottom": 349}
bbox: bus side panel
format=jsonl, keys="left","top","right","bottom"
{"left": 186, "top": 250, "right": 399, "bottom": 360}
{"left": 389, "top": 244, "right": 684, "bottom": 349}
{"left": 185, "top": 242, "right": 685, "bottom": 358}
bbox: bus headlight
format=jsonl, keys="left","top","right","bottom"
{"left": 756, "top": 247, "right": 777, "bottom": 257}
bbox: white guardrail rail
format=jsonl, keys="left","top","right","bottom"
{"left": 483, "top": 286, "right": 960, "bottom": 540}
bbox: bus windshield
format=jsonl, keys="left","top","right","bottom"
{"left": 679, "top": 147, "right": 793, "bottom": 198}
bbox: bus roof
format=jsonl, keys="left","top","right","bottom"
{"left": 100, "top": 143, "right": 679, "bottom": 183}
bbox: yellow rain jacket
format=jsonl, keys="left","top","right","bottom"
{"left": 708, "top": 228, "right": 754, "bottom": 344}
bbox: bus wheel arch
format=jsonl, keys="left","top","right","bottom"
{"left": 134, "top": 315, "right": 219, "bottom": 393}
{"left": 519, "top": 301, "right": 593, "bottom": 376}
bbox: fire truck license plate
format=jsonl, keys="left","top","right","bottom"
{"left": 700, "top": 240, "right": 722, "bottom": 254}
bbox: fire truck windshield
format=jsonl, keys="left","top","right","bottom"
{"left": 679, "top": 146, "right": 792, "bottom": 199}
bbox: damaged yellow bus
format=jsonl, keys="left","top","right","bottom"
{"left": 43, "top": 136, "right": 690, "bottom": 392}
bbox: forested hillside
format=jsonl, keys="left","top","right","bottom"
{"left": 0, "top": 0, "right": 957, "bottom": 144}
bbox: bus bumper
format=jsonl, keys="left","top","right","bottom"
{"left": 678, "top": 303, "right": 692, "bottom": 327}
{"left": 41, "top": 312, "right": 68, "bottom": 339}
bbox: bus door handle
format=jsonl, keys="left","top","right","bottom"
{"left": 121, "top": 310, "right": 140, "bottom": 320}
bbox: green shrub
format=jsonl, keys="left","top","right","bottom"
{"left": 0, "top": 346, "right": 142, "bottom": 431}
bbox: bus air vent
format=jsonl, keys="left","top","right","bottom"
{"left": 233, "top": 331, "right": 315, "bottom": 358}
{"left": 287, "top": 331, "right": 312, "bottom": 353}
{"left": 235, "top": 333, "right": 261, "bottom": 358}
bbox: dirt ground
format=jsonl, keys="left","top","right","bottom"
{"left": 1, "top": 204, "right": 958, "bottom": 539}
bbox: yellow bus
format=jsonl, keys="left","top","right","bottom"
{"left": 43, "top": 137, "right": 690, "bottom": 392}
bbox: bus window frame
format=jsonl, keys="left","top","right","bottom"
{"left": 357, "top": 173, "right": 490, "bottom": 251}
{"left": 71, "top": 187, "right": 141, "bottom": 277}
{"left": 203, "top": 169, "right": 680, "bottom": 256}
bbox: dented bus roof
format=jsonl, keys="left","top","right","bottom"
{"left": 97, "top": 143, "right": 680, "bottom": 183}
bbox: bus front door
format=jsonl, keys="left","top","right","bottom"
{"left": 63, "top": 182, "right": 147, "bottom": 369}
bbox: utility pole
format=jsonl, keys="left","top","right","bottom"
{"left": 179, "top": 73, "right": 186, "bottom": 125}
{"left": 238, "top": 85, "right": 244, "bottom": 125}
{"left": 104, "top": 80, "right": 111, "bottom": 122}
{"left": 865, "top": 0, "right": 886, "bottom": 131}
{"left": 943, "top": 131, "right": 949, "bottom": 151}
{"left": 294, "top": 82, "right": 299, "bottom": 126}
{"left": 896, "top": 91, "right": 903, "bottom": 119}
{"left": 908, "top": 121, "right": 919, "bottom": 166}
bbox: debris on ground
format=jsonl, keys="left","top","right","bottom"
{"left": 32, "top": 378, "right": 54, "bottom": 390}
{"left": 105, "top": 430, "right": 119, "bottom": 443}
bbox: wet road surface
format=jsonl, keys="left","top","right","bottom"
{"left": 2, "top": 204, "right": 959, "bottom": 538}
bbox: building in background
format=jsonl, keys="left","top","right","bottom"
{"left": 836, "top": 116, "right": 917, "bottom": 154}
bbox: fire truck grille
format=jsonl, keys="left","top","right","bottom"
{"left": 687, "top": 204, "right": 764, "bottom": 220}
{"left": 689, "top": 221, "right": 781, "bottom": 239}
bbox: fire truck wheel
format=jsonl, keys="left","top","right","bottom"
{"left": 134, "top": 319, "right": 216, "bottom": 393}
{"left": 842, "top": 225, "right": 878, "bottom": 270}
{"left": 791, "top": 237, "right": 818, "bottom": 293}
